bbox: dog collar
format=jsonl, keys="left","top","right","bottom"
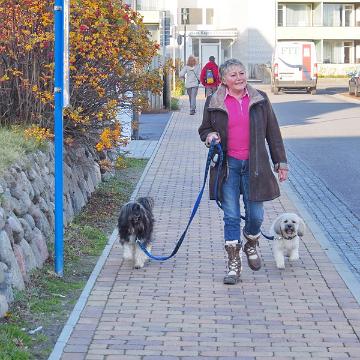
{"left": 276, "top": 234, "right": 297, "bottom": 241}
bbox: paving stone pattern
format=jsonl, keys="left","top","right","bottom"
{"left": 59, "top": 98, "right": 360, "bottom": 359}
{"left": 287, "top": 149, "right": 360, "bottom": 283}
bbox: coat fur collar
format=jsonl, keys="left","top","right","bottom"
{"left": 208, "top": 83, "right": 264, "bottom": 113}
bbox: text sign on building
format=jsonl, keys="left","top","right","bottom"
{"left": 188, "top": 30, "right": 238, "bottom": 38}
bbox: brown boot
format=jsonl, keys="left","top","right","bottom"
{"left": 223, "top": 241, "right": 242, "bottom": 285}
{"left": 243, "top": 230, "right": 261, "bottom": 271}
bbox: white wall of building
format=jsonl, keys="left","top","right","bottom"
{"left": 175, "top": 0, "right": 276, "bottom": 76}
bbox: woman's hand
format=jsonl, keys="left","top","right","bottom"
{"left": 278, "top": 168, "right": 288, "bottom": 182}
{"left": 205, "top": 132, "right": 220, "bottom": 147}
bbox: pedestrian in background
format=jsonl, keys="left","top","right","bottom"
{"left": 198, "top": 58, "right": 288, "bottom": 285}
{"left": 200, "top": 56, "right": 220, "bottom": 97}
{"left": 179, "top": 55, "right": 201, "bottom": 115}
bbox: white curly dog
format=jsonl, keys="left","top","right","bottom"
{"left": 270, "top": 213, "right": 305, "bottom": 269}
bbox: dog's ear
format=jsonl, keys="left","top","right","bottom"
{"left": 273, "top": 216, "right": 283, "bottom": 235}
{"left": 297, "top": 217, "right": 306, "bottom": 237}
{"left": 138, "top": 197, "right": 154, "bottom": 211}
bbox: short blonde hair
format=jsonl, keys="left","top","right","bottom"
{"left": 187, "top": 55, "right": 197, "bottom": 67}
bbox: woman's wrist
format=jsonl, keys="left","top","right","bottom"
{"left": 274, "top": 162, "right": 288, "bottom": 172}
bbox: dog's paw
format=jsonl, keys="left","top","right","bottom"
{"left": 134, "top": 262, "right": 145, "bottom": 269}
{"left": 276, "top": 262, "right": 285, "bottom": 269}
{"left": 123, "top": 246, "right": 133, "bottom": 261}
{"left": 289, "top": 255, "right": 299, "bottom": 261}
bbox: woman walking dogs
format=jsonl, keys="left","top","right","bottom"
{"left": 198, "top": 59, "right": 288, "bottom": 285}
{"left": 180, "top": 55, "right": 201, "bottom": 115}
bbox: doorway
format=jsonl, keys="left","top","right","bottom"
{"left": 201, "top": 43, "right": 220, "bottom": 68}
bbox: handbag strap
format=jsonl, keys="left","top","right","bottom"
{"left": 190, "top": 68, "right": 200, "bottom": 83}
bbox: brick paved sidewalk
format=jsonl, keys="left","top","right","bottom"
{"left": 52, "top": 97, "right": 360, "bottom": 360}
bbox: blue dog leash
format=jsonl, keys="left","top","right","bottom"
{"left": 137, "top": 140, "right": 224, "bottom": 261}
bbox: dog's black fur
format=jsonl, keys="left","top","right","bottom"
{"left": 118, "top": 196, "right": 154, "bottom": 248}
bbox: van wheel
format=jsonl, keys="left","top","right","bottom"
{"left": 273, "top": 86, "right": 279, "bottom": 95}
{"left": 310, "top": 88, "right": 316, "bottom": 95}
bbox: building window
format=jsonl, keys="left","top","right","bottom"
{"left": 344, "top": 41, "right": 353, "bottom": 63}
{"left": 356, "top": 5, "right": 360, "bottom": 26}
{"left": 323, "top": 4, "right": 354, "bottom": 27}
{"left": 136, "top": 0, "right": 165, "bottom": 10}
{"left": 206, "top": 8, "right": 214, "bottom": 25}
{"left": 180, "top": 8, "right": 202, "bottom": 25}
{"left": 278, "top": 4, "right": 284, "bottom": 26}
{"left": 345, "top": 5, "right": 354, "bottom": 26}
{"left": 286, "top": 4, "right": 312, "bottom": 26}
{"left": 355, "top": 41, "right": 360, "bottom": 63}
{"left": 323, "top": 40, "right": 354, "bottom": 63}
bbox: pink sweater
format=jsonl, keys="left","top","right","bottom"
{"left": 224, "top": 89, "right": 250, "bottom": 160}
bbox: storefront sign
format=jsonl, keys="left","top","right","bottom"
{"left": 188, "top": 30, "right": 238, "bottom": 38}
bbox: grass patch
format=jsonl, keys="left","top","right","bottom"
{"left": 0, "top": 324, "right": 33, "bottom": 360}
{"left": 0, "top": 157, "right": 147, "bottom": 360}
{"left": 0, "top": 127, "right": 43, "bottom": 174}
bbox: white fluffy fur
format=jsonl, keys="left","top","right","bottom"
{"left": 122, "top": 234, "right": 152, "bottom": 269}
{"left": 270, "top": 213, "right": 305, "bottom": 269}
{"left": 118, "top": 197, "right": 154, "bottom": 269}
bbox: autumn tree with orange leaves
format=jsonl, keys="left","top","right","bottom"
{"left": 0, "top": 0, "right": 162, "bottom": 151}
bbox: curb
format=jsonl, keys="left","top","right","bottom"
{"left": 283, "top": 182, "right": 360, "bottom": 305}
{"left": 48, "top": 111, "right": 175, "bottom": 360}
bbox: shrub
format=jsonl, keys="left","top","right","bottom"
{"left": 170, "top": 97, "right": 179, "bottom": 110}
{"left": 173, "top": 76, "right": 186, "bottom": 97}
{"left": 0, "top": 0, "right": 163, "bottom": 151}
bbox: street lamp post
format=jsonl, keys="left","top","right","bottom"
{"left": 181, "top": 8, "right": 188, "bottom": 65}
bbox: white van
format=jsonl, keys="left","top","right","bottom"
{"left": 271, "top": 41, "right": 318, "bottom": 95}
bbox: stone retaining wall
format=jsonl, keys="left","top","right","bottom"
{"left": 0, "top": 143, "right": 102, "bottom": 316}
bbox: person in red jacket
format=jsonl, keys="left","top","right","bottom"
{"left": 200, "top": 56, "right": 220, "bottom": 97}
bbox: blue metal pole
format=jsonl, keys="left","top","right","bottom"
{"left": 54, "top": 0, "right": 64, "bottom": 276}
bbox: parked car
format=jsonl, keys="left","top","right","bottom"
{"left": 271, "top": 41, "right": 318, "bottom": 95}
{"left": 348, "top": 70, "right": 360, "bottom": 97}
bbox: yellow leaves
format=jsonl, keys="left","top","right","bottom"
{"left": 64, "top": 107, "right": 89, "bottom": 125}
{"left": 0, "top": 74, "right": 9, "bottom": 82}
{"left": 1, "top": 0, "right": 162, "bottom": 153}
{"left": 115, "top": 155, "right": 128, "bottom": 170}
{"left": 24, "top": 125, "right": 54, "bottom": 144}
{"left": 9, "top": 69, "right": 23, "bottom": 77}
{"left": 95, "top": 122, "right": 121, "bottom": 152}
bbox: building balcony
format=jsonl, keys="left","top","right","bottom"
{"left": 276, "top": 26, "right": 360, "bottom": 40}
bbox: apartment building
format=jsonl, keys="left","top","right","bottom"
{"left": 137, "top": 0, "right": 276, "bottom": 79}
{"left": 277, "top": 0, "right": 360, "bottom": 75}
{"left": 136, "top": 0, "right": 360, "bottom": 78}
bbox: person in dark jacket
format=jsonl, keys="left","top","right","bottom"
{"left": 200, "top": 56, "right": 220, "bottom": 97}
{"left": 198, "top": 58, "right": 288, "bottom": 285}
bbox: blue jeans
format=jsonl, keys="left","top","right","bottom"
{"left": 222, "top": 156, "right": 264, "bottom": 242}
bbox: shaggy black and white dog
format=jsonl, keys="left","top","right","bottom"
{"left": 118, "top": 197, "right": 154, "bottom": 269}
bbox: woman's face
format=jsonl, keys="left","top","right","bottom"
{"left": 188, "top": 58, "right": 196, "bottom": 67}
{"left": 222, "top": 65, "right": 247, "bottom": 93}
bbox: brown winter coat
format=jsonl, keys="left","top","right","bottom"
{"left": 198, "top": 84, "right": 288, "bottom": 202}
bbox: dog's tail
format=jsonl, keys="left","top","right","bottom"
{"left": 137, "top": 197, "right": 154, "bottom": 212}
